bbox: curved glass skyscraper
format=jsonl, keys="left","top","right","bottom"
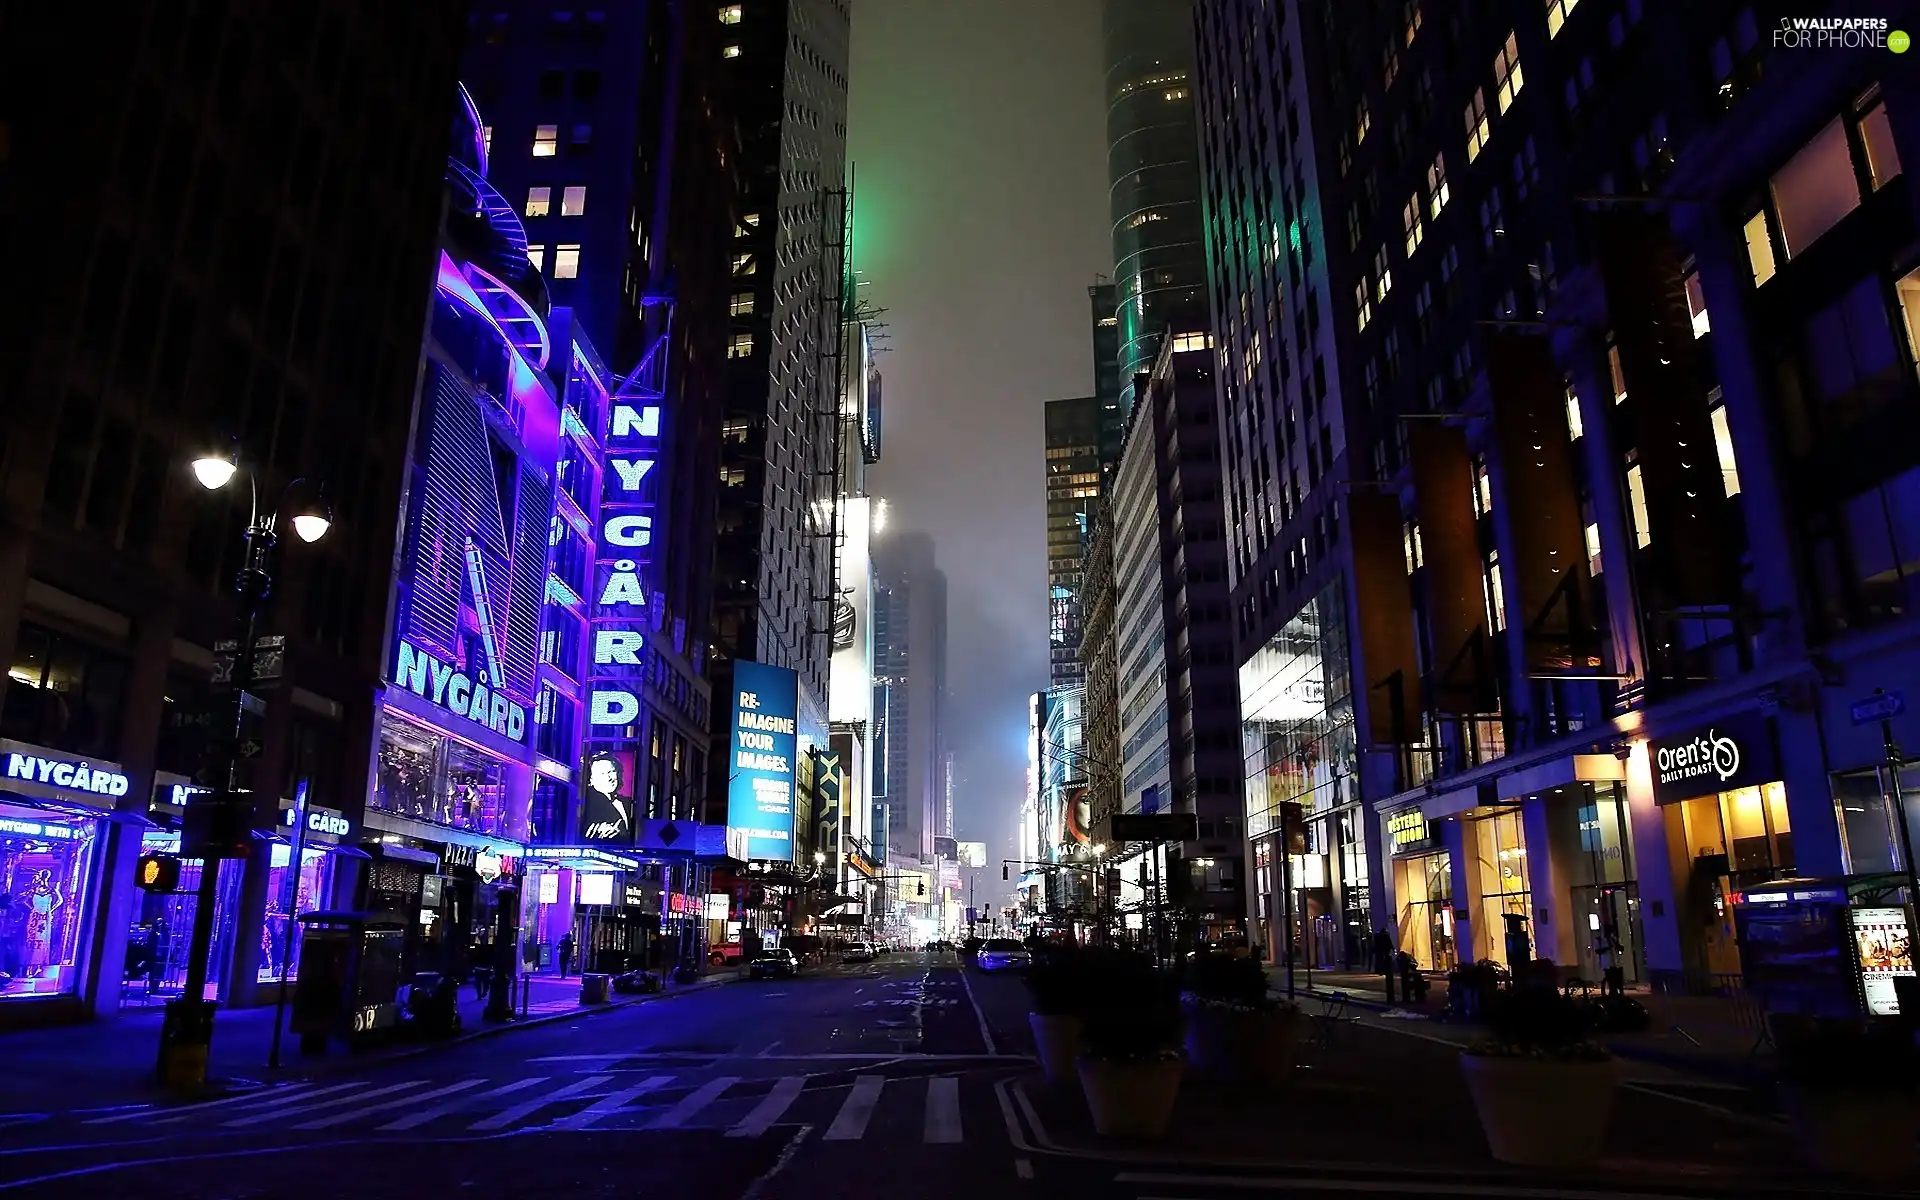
{"left": 1104, "top": 0, "right": 1207, "bottom": 413}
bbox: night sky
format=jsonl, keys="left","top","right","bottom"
{"left": 848, "top": 0, "right": 1109, "bottom": 868}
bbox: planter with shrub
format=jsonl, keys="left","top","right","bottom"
{"left": 1459, "top": 979, "right": 1619, "bottom": 1167}
{"left": 1180, "top": 951, "right": 1302, "bottom": 1084}
{"left": 1774, "top": 1017, "right": 1920, "bottom": 1182}
{"left": 1024, "top": 949, "right": 1092, "bottom": 1086}
{"left": 1076, "top": 952, "right": 1185, "bottom": 1138}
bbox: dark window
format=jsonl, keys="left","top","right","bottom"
{"left": 538, "top": 69, "right": 566, "bottom": 99}
{"left": 156, "top": 670, "right": 219, "bottom": 777}
{"left": 43, "top": 393, "right": 100, "bottom": 523}
{"left": 574, "top": 70, "right": 600, "bottom": 99}
{"left": 2, "top": 623, "right": 129, "bottom": 758}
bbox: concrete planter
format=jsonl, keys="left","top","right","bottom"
{"left": 1780, "top": 1084, "right": 1920, "bottom": 1182}
{"left": 1460, "top": 1052, "right": 1619, "bottom": 1167}
{"left": 1076, "top": 1053, "right": 1185, "bottom": 1139}
{"left": 1028, "top": 1012, "right": 1084, "bottom": 1086}
{"left": 1183, "top": 1003, "right": 1304, "bottom": 1085}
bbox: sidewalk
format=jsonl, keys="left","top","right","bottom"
{"left": 0, "top": 970, "right": 738, "bottom": 1115}
{"left": 1016, "top": 1014, "right": 1809, "bottom": 1185}
{"left": 1265, "top": 964, "right": 1781, "bottom": 1088}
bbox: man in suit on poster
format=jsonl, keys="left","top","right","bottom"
{"left": 581, "top": 752, "right": 632, "bottom": 841}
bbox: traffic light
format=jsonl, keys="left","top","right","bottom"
{"left": 1002, "top": 864, "right": 1009, "bottom": 880}
{"left": 135, "top": 853, "right": 181, "bottom": 893}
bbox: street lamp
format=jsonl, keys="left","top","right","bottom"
{"left": 157, "top": 448, "right": 331, "bottom": 1088}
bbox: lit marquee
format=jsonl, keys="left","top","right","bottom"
{"left": 586, "top": 366, "right": 663, "bottom": 732}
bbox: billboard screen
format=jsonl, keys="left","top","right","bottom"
{"left": 957, "top": 841, "right": 987, "bottom": 869}
{"left": 726, "top": 660, "right": 800, "bottom": 862}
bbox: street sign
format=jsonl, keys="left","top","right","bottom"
{"left": 1110, "top": 812, "right": 1200, "bottom": 843}
{"left": 1851, "top": 691, "right": 1907, "bottom": 726}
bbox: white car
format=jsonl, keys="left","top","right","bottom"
{"left": 842, "top": 941, "right": 876, "bottom": 963}
{"left": 975, "top": 939, "right": 1032, "bottom": 972}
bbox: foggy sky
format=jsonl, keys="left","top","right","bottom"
{"left": 847, "top": 0, "right": 1110, "bottom": 870}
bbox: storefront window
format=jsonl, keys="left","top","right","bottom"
{"left": 256, "top": 844, "right": 335, "bottom": 983}
{"left": 0, "top": 803, "right": 100, "bottom": 1000}
{"left": 129, "top": 830, "right": 244, "bottom": 1004}
{"left": 1559, "top": 784, "right": 1644, "bottom": 984}
{"left": 1833, "top": 761, "right": 1920, "bottom": 876}
{"left": 1673, "top": 780, "right": 1793, "bottom": 975}
{"left": 1472, "top": 809, "right": 1531, "bottom": 967}
{"left": 1394, "top": 851, "right": 1455, "bottom": 970}
{"left": 1241, "top": 582, "right": 1357, "bottom": 845}
{"left": 373, "top": 714, "right": 511, "bottom": 837}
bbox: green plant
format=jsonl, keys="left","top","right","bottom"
{"left": 1181, "top": 951, "right": 1288, "bottom": 1012}
{"left": 1776, "top": 1019, "right": 1920, "bottom": 1092}
{"left": 1080, "top": 952, "right": 1183, "bottom": 1061}
{"left": 1466, "top": 983, "right": 1609, "bottom": 1062}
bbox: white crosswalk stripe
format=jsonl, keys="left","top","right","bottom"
{"left": 294, "top": 1079, "right": 487, "bottom": 1130}
{"left": 377, "top": 1076, "right": 550, "bottom": 1131}
{"left": 69, "top": 1069, "right": 994, "bottom": 1143}
{"left": 823, "top": 1074, "right": 885, "bottom": 1141}
{"left": 727, "top": 1075, "right": 806, "bottom": 1138}
{"left": 553, "top": 1075, "right": 674, "bottom": 1130}
{"left": 924, "top": 1076, "right": 962, "bottom": 1144}
{"left": 648, "top": 1076, "right": 739, "bottom": 1130}
{"left": 226, "top": 1080, "right": 428, "bottom": 1128}
{"left": 468, "top": 1074, "right": 615, "bottom": 1131}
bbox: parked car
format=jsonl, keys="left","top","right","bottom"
{"left": 842, "top": 941, "right": 876, "bottom": 963}
{"left": 749, "top": 948, "right": 800, "bottom": 979}
{"left": 975, "top": 938, "right": 1032, "bottom": 973}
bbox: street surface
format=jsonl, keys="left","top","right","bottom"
{"left": 0, "top": 951, "right": 1903, "bottom": 1198}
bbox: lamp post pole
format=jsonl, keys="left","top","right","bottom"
{"left": 159, "top": 522, "right": 273, "bottom": 1087}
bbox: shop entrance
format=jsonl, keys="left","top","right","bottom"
{"left": 1471, "top": 808, "right": 1532, "bottom": 968}
{"left": 1668, "top": 781, "right": 1793, "bottom": 975}
{"left": 1394, "top": 851, "right": 1456, "bottom": 971}
{"left": 126, "top": 849, "right": 243, "bottom": 1007}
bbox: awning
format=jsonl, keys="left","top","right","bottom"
{"left": 360, "top": 842, "right": 442, "bottom": 868}
{"left": 0, "top": 789, "right": 156, "bottom": 827}
{"left": 520, "top": 846, "right": 643, "bottom": 872}
{"left": 360, "top": 809, "right": 526, "bottom": 857}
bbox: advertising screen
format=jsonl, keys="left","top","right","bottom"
{"left": 726, "top": 660, "right": 800, "bottom": 862}
{"left": 579, "top": 750, "right": 636, "bottom": 843}
{"left": 1851, "top": 906, "right": 1915, "bottom": 1016}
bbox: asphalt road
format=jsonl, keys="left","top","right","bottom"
{"left": 0, "top": 951, "right": 1026, "bottom": 1198}
{"left": 0, "top": 955, "right": 1899, "bottom": 1200}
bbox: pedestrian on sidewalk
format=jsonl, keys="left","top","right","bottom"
{"left": 558, "top": 931, "right": 576, "bottom": 978}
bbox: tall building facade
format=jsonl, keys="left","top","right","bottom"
{"left": 0, "top": 2, "right": 464, "bottom": 1026}
{"left": 1089, "top": 281, "right": 1126, "bottom": 472}
{"left": 1104, "top": 0, "right": 1209, "bottom": 414}
{"left": 1045, "top": 398, "right": 1104, "bottom": 686}
{"left": 462, "top": 0, "right": 737, "bottom": 843}
{"left": 1198, "top": 0, "right": 1920, "bottom": 983}
{"left": 872, "top": 532, "right": 946, "bottom": 870}
{"left": 709, "top": 0, "right": 854, "bottom": 782}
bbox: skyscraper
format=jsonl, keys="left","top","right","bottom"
{"left": 709, "top": 0, "right": 855, "bottom": 776}
{"left": 1089, "top": 280, "right": 1126, "bottom": 473}
{"left": 1103, "top": 0, "right": 1208, "bottom": 414}
{"left": 463, "top": 0, "right": 742, "bottom": 835}
{"left": 1045, "top": 397, "right": 1103, "bottom": 687}
{"left": 872, "top": 532, "right": 945, "bottom": 868}
{"left": 0, "top": 2, "right": 465, "bottom": 1023}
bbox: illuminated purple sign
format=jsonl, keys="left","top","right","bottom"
{"left": 585, "top": 359, "right": 663, "bottom": 735}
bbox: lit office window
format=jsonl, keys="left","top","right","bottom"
{"left": 1374, "top": 247, "right": 1393, "bottom": 300}
{"left": 533, "top": 124, "right": 558, "bottom": 157}
{"left": 1402, "top": 195, "right": 1424, "bottom": 257}
{"left": 562, "top": 185, "right": 587, "bottom": 216}
{"left": 1355, "top": 97, "right": 1371, "bottom": 146}
{"left": 553, "top": 245, "right": 581, "bottom": 279}
{"left": 527, "top": 245, "right": 546, "bottom": 272}
{"left": 1547, "top": 0, "right": 1580, "bottom": 38}
{"left": 1743, "top": 210, "right": 1778, "bottom": 286}
{"left": 482, "top": 125, "right": 493, "bottom": 157}
{"left": 1564, "top": 383, "right": 1584, "bottom": 441}
{"left": 1403, "top": 521, "right": 1425, "bottom": 574}
{"left": 1625, "top": 459, "right": 1652, "bottom": 548}
{"left": 1427, "top": 152, "right": 1450, "bottom": 216}
{"left": 1171, "top": 332, "right": 1212, "bottom": 352}
{"left": 733, "top": 252, "right": 756, "bottom": 274}
{"left": 1584, "top": 521, "right": 1603, "bottom": 575}
{"left": 1483, "top": 550, "right": 1507, "bottom": 632}
{"left": 1860, "top": 99, "right": 1903, "bottom": 191}
{"left": 525, "top": 186, "right": 552, "bottom": 217}
{"left": 1683, "top": 271, "right": 1711, "bottom": 337}
{"left": 728, "top": 332, "right": 754, "bottom": 359}
{"left": 723, "top": 44, "right": 741, "bottom": 58}
{"left": 720, "top": 3, "right": 743, "bottom": 23}
{"left": 1710, "top": 403, "right": 1742, "bottom": 497}
{"left": 1355, "top": 279, "right": 1372, "bottom": 332}
{"left": 1465, "top": 90, "right": 1491, "bottom": 162}
{"left": 1608, "top": 344, "right": 1628, "bottom": 405}
{"left": 1493, "top": 33, "right": 1525, "bottom": 113}
{"left": 730, "top": 292, "right": 756, "bottom": 315}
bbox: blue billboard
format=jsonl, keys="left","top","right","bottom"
{"left": 726, "top": 660, "right": 800, "bottom": 862}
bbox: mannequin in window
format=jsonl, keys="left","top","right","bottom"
{"left": 24, "top": 869, "right": 63, "bottom": 977}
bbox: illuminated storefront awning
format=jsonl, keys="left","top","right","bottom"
{"left": 522, "top": 846, "right": 644, "bottom": 872}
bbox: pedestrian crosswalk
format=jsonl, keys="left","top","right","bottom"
{"left": 78, "top": 1069, "right": 997, "bottom": 1144}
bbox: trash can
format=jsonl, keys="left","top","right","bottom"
{"left": 580, "top": 973, "right": 612, "bottom": 1004}
{"left": 291, "top": 911, "right": 406, "bottom": 1054}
